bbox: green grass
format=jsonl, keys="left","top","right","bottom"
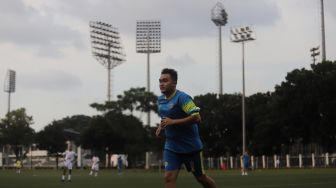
{"left": 0, "top": 168, "right": 336, "bottom": 188}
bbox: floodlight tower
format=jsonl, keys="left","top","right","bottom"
{"left": 310, "top": 46, "right": 320, "bottom": 64}
{"left": 136, "top": 20, "right": 161, "bottom": 126}
{"left": 90, "top": 21, "right": 125, "bottom": 102}
{"left": 230, "top": 26, "right": 256, "bottom": 154}
{"left": 4, "top": 69, "right": 16, "bottom": 114}
{"left": 320, "top": 0, "right": 326, "bottom": 61}
{"left": 211, "top": 2, "right": 228, "bottom": 95}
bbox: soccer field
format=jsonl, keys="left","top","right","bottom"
{"left": 0, "top": 168, "right": 336, "bottom": 188}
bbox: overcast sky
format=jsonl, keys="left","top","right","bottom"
{"left": 1, "top": 0, "right": 335, "bottom": 131}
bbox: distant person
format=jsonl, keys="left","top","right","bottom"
{"left": 155, "top": 68, "right": 217, "bottom": 188}
{"left": 15, "top": 159, "right": 22, "bottom": 174}
{"left": 89, "top": 154, "right": 100, "bottom": 177}
{"left": 117, "top": 155, "right": 123, "bottom": 175}
{"left": 242, "top": 151, "right": 250, "bottom": 176}
{"left": 61, "top": 147, "right": 77, "bottom": 182}
{"left": 276, "top": 157, "right": 280, "bottom": 168}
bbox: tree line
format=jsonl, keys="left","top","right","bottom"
{"left": 0, "top": 61, "right": 335, "bottom": 166}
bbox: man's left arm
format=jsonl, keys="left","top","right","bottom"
{"left": 161, "top": 113, "right": 200, "bottom": 127}
{"left": 161, "top": 97, "right": 201, "bottom": 128}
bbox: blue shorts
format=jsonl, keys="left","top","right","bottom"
{"left": 163, "top": 149, "right": 205, "bottom": 177}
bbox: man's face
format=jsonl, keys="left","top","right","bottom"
{"left": 159, "top": 73, "right": 176, "bottom": 95}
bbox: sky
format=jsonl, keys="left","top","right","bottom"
{"left": 0, "top": 0, "right": 335, "bottom": 131}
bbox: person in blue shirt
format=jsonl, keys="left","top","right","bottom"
{"left": 156, "top": 68, "right": 217, "bottom": 188}
{"left": 117, "top": 155, "right": 123, "bottom": 175}
{"left": 242, "top": 151, "right": 250, "bottom": 176}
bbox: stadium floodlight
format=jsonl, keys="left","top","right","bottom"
{"left": 310, "top": 46, "right": 320, "bottom": 64}
{"left": 136, "top": 20, "right": 161, "bottom": 126}
{"left": 90, "top": 21, "right": 126, "bottom": 102}
{"left": 230, "top": 26, "right": 256, "bottom": 154}
{"left": 4, "top": 69, "right": 16, "bottom": 114}
{"left": 211, "top": 2, "right": 228, "bottom": 95}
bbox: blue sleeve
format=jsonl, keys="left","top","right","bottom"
{"left": 178, "top": 92, "right": 200, "bottom": 115}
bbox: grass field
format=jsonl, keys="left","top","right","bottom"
{"left": 0, "top": 168, "right": 336, "bottom": 188}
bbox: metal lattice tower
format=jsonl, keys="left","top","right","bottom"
{"left": 90, "top": 21, "right": 125, "bottom": 101}
{"left": 4, "top": 69, "right": 16, "bottom": 114}
{"left": 136, "top": 20, "right": 161, "bottom": 126}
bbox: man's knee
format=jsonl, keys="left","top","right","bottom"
{"left": 164, "top": 172, "right": 177, "bottom": 183}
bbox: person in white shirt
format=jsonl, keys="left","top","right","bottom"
{"left": 61, "top": 148, "right": 77, "bottom": 182}
{"left": 89, "top": 154, "right": 100, "bottom": 177}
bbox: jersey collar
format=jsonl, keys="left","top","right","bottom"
{"left": 165, "top": 90, "right": 177, "bottom": 100}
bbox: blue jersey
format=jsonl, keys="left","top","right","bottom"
{"left": 158, "top": 90, "right": 203, "bottom": 153}
{"left": 117, "top": 157, "right": 122, "bottom": 167}
{"left": 243, "top": 154, "right": 250, "bottom": 165}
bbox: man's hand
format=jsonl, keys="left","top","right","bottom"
{"left": 160, "top": 117, "right": 174, "bottom": 128}
{"left": 155, "top": 125, "right": 163, "bottom": 137}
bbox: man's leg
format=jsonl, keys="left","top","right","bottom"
{"left": 62, "top": 168, "right": 66, "bottom": 182}
{"left": 185, "top": 151, "right": 217, "bottom": 188}
{"left": 90, "top": 166, "right": 93, "bottom": 175}
{"left": 68, "top": 169, "right": 72, "bottom": 181}
{"left": 164, "top": 170, "right": 179, "bottom": 188}
{"left": 95, "top": 170, "right": 98, "bottom": 176}
{"left": 94, "top": 167, "right": 98, "bottom": 176}
{"left": 163, "top": 150, "right": 182, "bottom": 188}
{"left": 195, "top": 174, "right": 217, "bottom": 188}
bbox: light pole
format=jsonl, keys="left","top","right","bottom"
{"left": 320, "top": 0, "right": 326, "bottom": 61}
{"left": 3, "top": 69, "right": 15, "bottom": 168}
{"left": 310, "top": 46, "right": 320, "bottom": 64}
{"left": 4, "top": 69, "right": 16, "bottom": 114}
{"left": 136, "top": 20, "right": 161, "bottom": 126}
{"left": 211, "top": 2, "right": 228, "bottom": 95}
{"left": 230, "top": 26, "right": 255, "bottom": 154}
{"left": 30, "top": 143, "right": 36, "bottom": 169}
{"left": 90, "top": 21, "right": 126, "bottom": 102}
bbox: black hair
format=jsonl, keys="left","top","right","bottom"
{"left": 161, "top": 68, "right": 178, "bottom": 83}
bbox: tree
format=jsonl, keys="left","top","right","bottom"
{"left": 54, "top": 115, "right": 91, "bottom": 145}
{"left": 247, "top": 92, "right": 283, "bottom": 155}
{"left": 117, "top": 87, "right": 158, "bottom": 114}
{"left": 90, "top": 87, "right": 158, "bottom": 116}
{"left": 0, "top": 108, "right": 35, "bottom": 160}
{"left": 194, "top": 93, "right": 242, "bottom": 156}
{"left": 311, "top": 61, "right": 336, "bottom": 152}
{"left": 87, "top": 87, "right": 159, "bottom": 167}
{"left": 273, "top": 60, "right": 336, "bottom": 153}
{"left": 36, "top": 115, "right": 91, "bottom": 168}
{"left": 80, "top": 111, "right": 147, "bottom": 168}
{"left": 36, "top": 123, "right": 66, "bottom": 169}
